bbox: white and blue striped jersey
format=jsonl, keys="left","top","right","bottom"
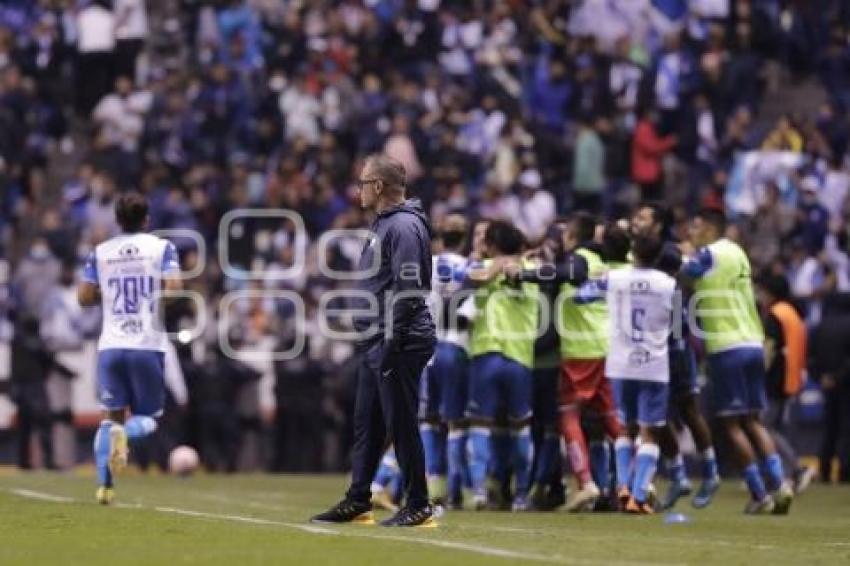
{"left": 428, "top": 252, "right": 469, "bottom": 348}
{"left": 604, "top": 267, "right": 676, "bottom": 383}
{"left": 83, "top": 233, "right": 180, "bottom": 352}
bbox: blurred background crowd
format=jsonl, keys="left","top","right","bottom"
{"left": 0, "top": 0, "right": 849, "bottom": 479}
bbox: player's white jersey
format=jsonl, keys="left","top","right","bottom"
{"left": 604, "top": 266, "right": 676, "bottom": 383}
{"left": 83, "top": 233, "right": 180, "bottom": 352}
{"left": 428, "top": 252, "right": 469, "bottom": 347}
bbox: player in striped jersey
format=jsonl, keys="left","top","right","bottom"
{"left": 78, "top": 192, "right": 182, "bottom": 504}
{"left": 630, "top": 203, "right": 720, "bottom": 510}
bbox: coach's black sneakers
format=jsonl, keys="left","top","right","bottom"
{"left": 772, "top": 484, "right": 794, "bottom": 515}
{"left": 310, "top": 499, "right": 375, "bottom": 525}
{"left": 380, "top": 504, "right": 437, "bottom": 527}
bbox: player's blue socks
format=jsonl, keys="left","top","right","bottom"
{"left": 701, "top": 447, "right": 719, "bottom": 480}
{"left": 468, "top": 426, "right": 491, "bottom": 497}
{"left": 93, "top": 420, "right": 113, "bottom": 487}
{"left": 762, "top": 453, "right": 784, "bottom": 492}
{"left": 743, "top": 462, "right": 768, "bottom": 501}
{"left": 511, "top": 426, "right": 534, "bottom": 498}
{"left": 420, "top": 423, "right": 446, "bottom": 478}
{"left": 631, "top": 443, "right": 659, "bottom": 503}
{"left": 372, "top": 450, "right": 403, "bottom": 499}
{"left": 589, "top": 440, "right": 610, "bottom": 494}
{"left": 614, "top": 436, "right": 634, "bottom": 490}
{"left": 534, "top": 431, "right": 559, "bottom": 484}
{"left": 490, "top": 427, "right": 511, "bottom": 487}
{"left": 124, "top": 415, "right": 157, "bottom": 441}
{"left": 374, "top": 450, "right": 399, "bottom": 487}
{"left": 667, "top": 453, "right": 688, "bottom": 484}
{"left": 447, "top": 428, "right": 467, "bottom": 502}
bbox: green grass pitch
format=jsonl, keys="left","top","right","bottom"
{"left": 1, "top": 473, "right": 849, "bottom": 565}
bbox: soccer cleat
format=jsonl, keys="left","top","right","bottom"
{"left": 744, "top": 495, "right": 775, "bottom": 515}
{"left": 530, "top": 484, "right": 565, "bottom": 511}
{"left": 543, "top": 486, "right": 566, "bottom": 511}
{"left": 310, "top": 499, "right": 375, "bottom": 524}
{"left": 565, "top": 482, "right": 600, "bottom": 513}
{"left": 772, "top": 483, "right": 794, "bottom": 515}
{"left": 625, "top": 496, "right": 654, "bottom": 515}
{"left": 380, "top": 504, "right": 437, "bottom": 527}
{"left": 660, "top": 479, "right": 693, "bottom": 511}
{"left": 793, "top": 466, "right": 815, "bottom": 495}
{"left": 371, "top": 489, "right": 399, "bottom": 513}
{"left": 472, "top": 492, "right": 488, "bottom": 511}
{"left": 592, "top": 493, "right": 616, "bottom": 513}
{"left": 692, "top": 476, "right": 720, "bottom": 509}
{"left": 95, "top": 486, "right": 114, "bottom": 505}
{"left": 487, "top": 482, "right": 510, "bottom": 511}
{"left": 108, "top": 424, "right": 129, "bottom": 475}
{"left": 528, "top": 484, "right": 547, "bottom": 510}
{"left": 646, "top": 483, "right": 658, "bottom": 509}
{"left": 617, "top": 486, "right": 632, "bottom": 511}
{"left": 511, "top": 495, "right": 530, "bottom": 512}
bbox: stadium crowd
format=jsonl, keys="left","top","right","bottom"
{"left": 0, "top": 0, "right": 849, "bottom": 487}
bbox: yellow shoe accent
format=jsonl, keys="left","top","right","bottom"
{"left": 109, "top": 425, "right": 129, "bottom": 474}
{"left": 96, "top": 487, "right": 114, "bottom": 505}
{"left": 415, "top": 516, "right": 438, "bottom": 528}
{"left": 371, "top": 490, "right": 399, "bottom": 513}
{"left": 351, "top": 511, "right": 376, "bottom": 525}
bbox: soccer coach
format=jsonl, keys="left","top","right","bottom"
{"left": 312, "top": 154, "right": 437, "bottom": 527}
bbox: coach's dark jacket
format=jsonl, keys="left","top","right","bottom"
{"left": 352, "top": 198, "right": 436, "bottom": 353}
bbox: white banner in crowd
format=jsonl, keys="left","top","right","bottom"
{"left": 725, "top": 150, "right": 805, "bottom": 217}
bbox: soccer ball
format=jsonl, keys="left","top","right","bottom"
{"left": 168, "top": 445, "right": 200, "bottom": 477}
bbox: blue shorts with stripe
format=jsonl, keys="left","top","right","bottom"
{"left": 97, "top": 349, "right": 165, "bottom": 417}
{"left": 611, "top": 378, "right": 669, "bottom": 427}
{"left": 419, "top": 341, "right": 469, "bottom": 422}
{"left": 466, "top": 352, "right": 532, "bottom": 422}
{"left": 707, "top": 347, "right": 767, "bottom": 417}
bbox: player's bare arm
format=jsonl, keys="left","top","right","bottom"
{"left": 467, "top": 255, "right": 521, "bottom": 286}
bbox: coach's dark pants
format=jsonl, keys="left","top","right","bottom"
{"left": 347, "top": 341, "right": 434, "bottom": 509}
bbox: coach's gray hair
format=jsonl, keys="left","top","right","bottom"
{"left": 366, "top": 154, "right": 406, "bottom": 192}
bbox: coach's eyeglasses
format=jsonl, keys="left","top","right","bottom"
{"left": 356, "top": 178, "right": 380, "bottom": 189}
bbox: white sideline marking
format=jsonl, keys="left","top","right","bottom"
{"left": 8, "top": 487, "right": 562, "bottom": 563}
{"left": 153, "top": 505, "right": 560, "bottom": 562}
{"left": 10, "top": 488, "right": 74, "bottom": 503}
{"left": 15, "top": 487, "right": 799, "bottom": 564}
{"left": 157, "top": 491, "right": 676, "bottom": 565}
{"left": 205, "top": 495, "right": 768, "bottom": 564}
{"left": 153, "top": 506, "right": 337, "bottom": 535}
{"left": 189, "top": 491, "right": 300, "bottom": 513}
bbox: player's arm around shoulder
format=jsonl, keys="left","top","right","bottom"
{"left": 680, "top": 245, "right": 714, "bottom": 279}
{"left": 572, "top": 272, "right": 609, "bottom": 304}
{"left": 466, "top": 257, "right": 507, "bottom": 287}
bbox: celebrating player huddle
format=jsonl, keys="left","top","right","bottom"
{"left": 78, "top": 183, "right": 793, "bottom": 522}
{"left": 372, "top": 204, "right": 794, "bottom": 517}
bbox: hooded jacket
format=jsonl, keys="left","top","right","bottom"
{"left": 352, "top": 198, "right": 436, "bottom": 352}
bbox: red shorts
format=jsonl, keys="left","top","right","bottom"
{"left": 559, "top": 358, "right": 617, "bottom": 417}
